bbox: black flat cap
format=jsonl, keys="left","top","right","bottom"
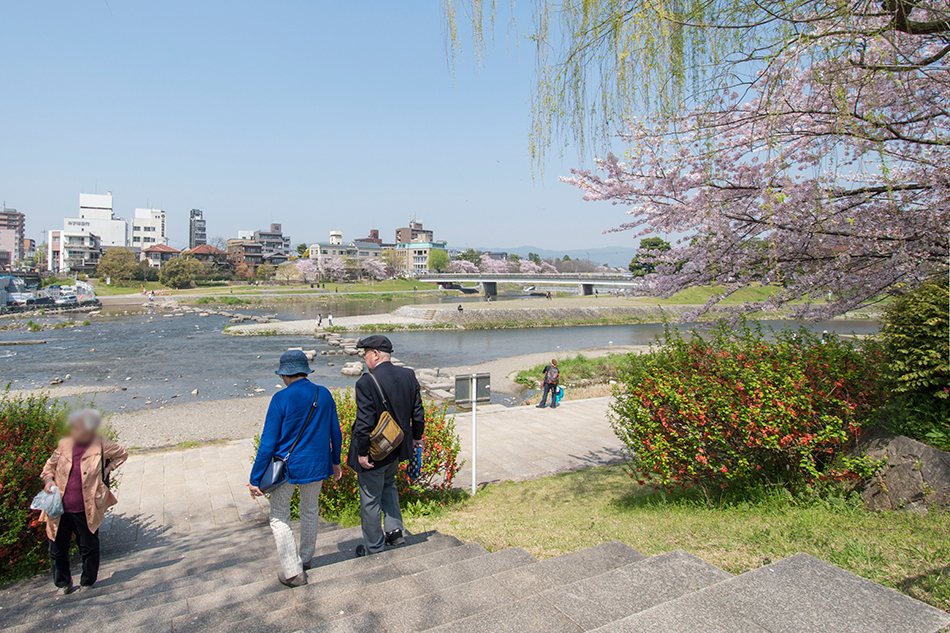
{"left": 356, "top": 334, "right": 393, "bottom": 353}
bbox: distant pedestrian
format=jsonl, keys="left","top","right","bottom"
{"left": 821, "top": 330, "right": 829, "bottom": 344}
{"left": 41, "top": 409, "right": 128, "bottom": 595}
{"left": 317, "top": 313, "right": 323, "bottom": 328}
{"left": 457, "top": 304, "right": 463, "bottom": 314}
{"left": 328, "top": 313, "right": 333, "bottom": 327}
{"left": 536, "top": 359, "right": 560, "bottom": 409}
{"left": 546, "top": 291, "right": 552, "bottom": 301}
{"left": 248, "top": 351, "right": 343, "bottom": 588}
{"left": 350, "top": 335, "right": 425, "bottom": 556}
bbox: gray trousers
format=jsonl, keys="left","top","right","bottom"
{"left": 269, "top": 481, "right": 323, "bottom": 579}
{"left": 357, "top": 460, "right": 403, "bottom": 553}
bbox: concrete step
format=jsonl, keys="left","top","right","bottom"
{"left": 423, "top": 550, "right": 730, "bottom": 633}
{"left": 165, "top": 534, "right": 467, "bottom": 632}
{"left": 178, "top": 538, "right": 484, "bottom": 626}
{"left": 4, "top": 531, "right": 459, "bottom": 631}
{"left": 407, "top": 547, "right": 537, "bottom": 593}
{"left": 378, "top": 575, "right": 521, "bottom": 633}
{"left": 596, "top": 553, "right": 950, "bottom": 633}
{"left": 541, "top": 549, "right": 732, "bottom": 631}
{"left": 493, "top": 541, "right": 646, "bottom": 597}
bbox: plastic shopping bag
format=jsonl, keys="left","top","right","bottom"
{"left": 30, "top": 486, "right": 64, "bottom": 518}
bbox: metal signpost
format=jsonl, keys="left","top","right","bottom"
{"left": 455, "top": 373, "right": 491, "bottom": 495}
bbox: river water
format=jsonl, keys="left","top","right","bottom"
{"left": 1, "top": 298, "right": 879, "bottom": 414}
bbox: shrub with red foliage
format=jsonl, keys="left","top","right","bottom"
{"left": 611, "top": 323, "right": 885, "bottom": 492}
{"left": 0, "top": 392, "right": 65, "bottom": 584}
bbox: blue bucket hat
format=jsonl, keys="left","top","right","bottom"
{"left": 275, "top": 350, "right": 313, "bottom": 376}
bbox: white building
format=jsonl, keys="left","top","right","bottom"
{"left": 63, "top": 193, "right": 128, "bottom": 249}
{"left": 47, "top": 229, "right": 102, "bottom": 273}
{"left": 131, "top": 208, "right": 167, "bottom": 248}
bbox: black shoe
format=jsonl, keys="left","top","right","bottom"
{"left": 385, "top": 529, "right": 406, "bottom": 547}
{"left": 355, "top": 544, "right": 368, "bottom": 558}
{"left": 302, "top": 558, "right": 314, "bottom": 571}
{"left": 536, "top": 404, "right": 546, "bottom": 408}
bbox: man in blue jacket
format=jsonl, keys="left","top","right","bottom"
{"left": 249, "top": 350, "right": 343, "bottom": 587}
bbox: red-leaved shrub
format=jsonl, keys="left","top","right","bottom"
{"left": 611, "top": 323, "right": 885, "bottom": 492}
{"left": 0, "top": 392, "right": 65, "bottom": 584}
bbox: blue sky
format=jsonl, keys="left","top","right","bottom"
{"left": 0, "top": 1, "right": 638, "bottom": 252}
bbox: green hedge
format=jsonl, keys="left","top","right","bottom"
{"left": 0, "top": 393, "right": 66, "bottom": 584}
{"left": 880, "top": 279, "right": 950, "bottom": 450}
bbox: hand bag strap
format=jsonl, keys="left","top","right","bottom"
{"left": 367, "top": 371, "right": 396, "bottom": 420}
{"left": 284, "top": 388, "right": 320, "bottom": 460}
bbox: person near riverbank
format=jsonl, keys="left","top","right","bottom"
{"left": 537, "top": 359, "right": 560, "bottom": 409}
{"left": 350, "top": 335, "right": 425, "bottom": 557}
{"left": 328, "top": 313, "right": 333, "bottom": 327}
{"left": 317, "top": 313, "right": 323, "bottom": 328}
{"left": 248, "top": 350, "right": 343, "bottom": 588}
{"left": 40, "top": 409, "right": 128, "bottom": 595}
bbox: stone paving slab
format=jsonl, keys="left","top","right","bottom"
{"left": 102, "top": 396, "right": 622, "bottom": 547}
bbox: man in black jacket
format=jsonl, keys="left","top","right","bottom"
{"left": 349, "top": 335, "right": 425, "bottom": 556}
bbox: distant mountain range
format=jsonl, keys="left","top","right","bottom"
{"left": 472, "top": 245, "right": 639, "bottom": 268}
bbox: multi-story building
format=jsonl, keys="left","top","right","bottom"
{"left": 253, "top": 224, "right": 291, "bottom": 259}
{"left": 360, "top": 229, "right": 382, "bottom": 245}
{"left": 23, "top": 238, "right": 37, "bottom": 261}
{"left": 63, "top": 193, "right": 127, "bottom": 249}
{"left": 0, "top": 205, "right": 26, "bottom": 262}
{"left": 189, "top": 209, "right": 207, "bottom": 249}
{"left": 47, "top": 230, "right": 102, "bottom": 273}
{"left": 395, "top": 221, "right": 433, "bottom": 245}
{"left": 393, "top": 239, "right": 448, "bottom": 274}
{"left": 140, "top": 244, "right": 180, "bottom": 268}
{"left": 131, "top": 208, "right": 167, "bottom": 249}
{"left": 308, "top": 231, "right": 382, "bottom": 267}
{"left": 227, "top": 239, "right": 264, "bottom": 270}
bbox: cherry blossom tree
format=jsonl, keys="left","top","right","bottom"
{"left": 479, "top": 257, "right": 512, "bottom": 274}
{"left": 540, "top": 261, "right": 558, "bottom": 275}
{"left": 319, "top": 257, "right": 347, "bottom": 282}
{"left": 360, "top": 258, "right": 387, "bottom": 280}
{"left": 561, "top": 5, "right": 950, "bottom": 318}
{"left": 295, "top": 258, "right": 318, "bottom": 283}
{"left": 518, "top": 260, "right": 542, "bottom": 275}
{"left": 449, "top": 260, "right": 479, "bottom": 274}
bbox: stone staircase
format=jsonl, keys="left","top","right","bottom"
{"left": 1, "top": 519, "right": 947, "bottom": 633}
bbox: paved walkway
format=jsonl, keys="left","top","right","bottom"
{"left": 101, "top": 397, "right": 621, "bottom": 549}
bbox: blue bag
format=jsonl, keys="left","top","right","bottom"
{"left": 408, "top": 445, "right": 423, "bottom": 481}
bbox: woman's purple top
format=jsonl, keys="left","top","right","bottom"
{"left": 62, "top": 443, "right": 89, "bottom": 514}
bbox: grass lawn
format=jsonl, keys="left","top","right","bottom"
{"left": 634, "top": 283, "right": 782, "bottom": 306}
{"left": 515, "top": 353, "right": 632, "bottom": 387}
{"left": 90, "top": 280, "right": 165, "bottom": 296}
{"left": 404, "top": 464, "right": 950, "bottom": 611}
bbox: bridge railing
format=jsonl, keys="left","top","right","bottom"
{"left": 418, "top": 272, "right": 635, "bottom": 281}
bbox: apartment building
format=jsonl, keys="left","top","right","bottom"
{"left": 47, "top": 230, "right": 102, "bottom": 273}
{"left": 0, "top": 206, "right": 26, "bottom": 262}
{"left": 395, "top": 221, "right": 433, "bottom": 245}
{"left": 189, "top": 209, "right": 207, "bottom": 249}
{"left": 131, "top": 208, "right": 167, "bottom": 248}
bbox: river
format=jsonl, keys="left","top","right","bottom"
{"left": 1, "top": 299, "right": 878, "bottom": 414}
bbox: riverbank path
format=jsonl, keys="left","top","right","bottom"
{"left": 101, "top": 396, "right": 621, "bottom": 548}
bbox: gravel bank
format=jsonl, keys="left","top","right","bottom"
{"left": 108, "top": 398, "right": 270, "bottom": 449}
{"left": 102, "top": 344, "right": 647, "bottom": 448}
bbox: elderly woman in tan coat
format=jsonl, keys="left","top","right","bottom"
{"left": 40, "top": 409, "right": 128, "bottom": 595}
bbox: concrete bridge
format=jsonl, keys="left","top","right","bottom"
{"left": 418, "top": 272, "right": 640, "bottom": 296}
